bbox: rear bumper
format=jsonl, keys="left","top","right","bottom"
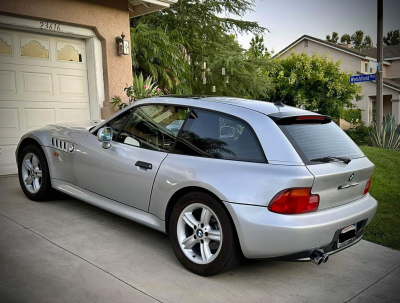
{"left": 224, "top": 194, "right": 377, "bottom": 259}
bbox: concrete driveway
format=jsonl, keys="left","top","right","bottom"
{"left": 1, "top": 175, "right": 399, "bottom": 303}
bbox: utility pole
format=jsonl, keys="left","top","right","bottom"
{"left": 376, "top": 0, "right": 383, "bottom": 127}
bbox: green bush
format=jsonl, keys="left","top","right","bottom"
{"left": 344, "top": 124, "right": 373, "bottom": 146}
{"left": 111, "top": 73, "right": 163, "bottom": 110}
{"left": 340, "top": 108, "right": 362, "bottom": 124}
{"left": 369, "top": 114, "right": 400, "bottom": 150}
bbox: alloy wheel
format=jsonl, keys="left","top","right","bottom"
{"left": 21, "top": 152, "right": 42, "bottom": 193}
{"left": 177, "top": 203, "right": 223, "bottom": 264}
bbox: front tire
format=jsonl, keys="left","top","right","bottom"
{"left": 169, "top": 192, "right": 241, "bottom": 276}
{"left": 18, "top": 144, "right": 53, "bottom": 201}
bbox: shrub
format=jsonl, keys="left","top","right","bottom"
{"left": 340, "top": 108, "right": 361, "bottom": 124}
{"left": 344, "top": 123, "right": 373, "bottom": 146}
{"left": 111, "top": 73, "right": 163, "bottom": 110}
{"left": 369, "top": 114, "right": 400, "bottom": 150}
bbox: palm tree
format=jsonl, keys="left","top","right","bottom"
{"left": 130, "top": 24, "right": 191, "bottom": 94}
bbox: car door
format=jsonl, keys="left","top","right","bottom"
{"left": 74, "top": 104, "right": 190, "bottom": 211}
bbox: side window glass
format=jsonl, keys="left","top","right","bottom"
{"left": 96, "top": 109, "right": 131, "bottom": 141}
{"left": 116, "top": 105, "right": 190, "bottom": 152}
{"left": 173, "top": 109, "right": 265, "bottom": 162}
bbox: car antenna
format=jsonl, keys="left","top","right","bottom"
{"left": 274, "top": 94, "right": 286, "bottom": 107}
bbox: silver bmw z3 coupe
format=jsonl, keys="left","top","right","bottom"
{"left": 16, "top": 96, "right": 377, "bottom": 276}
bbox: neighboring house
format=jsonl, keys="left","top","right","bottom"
{"left": 0, "top": 0, "right": 177, "bottom": 175}
{"left": 275, "top": 35, "right": 400, "bottom": 127}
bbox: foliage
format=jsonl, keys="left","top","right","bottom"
{"left": 340, "top": 108, "right": 361, "bottom": 124}
{"left": 329, "top": 31, "right": 373, "bottom": 49}
{"left": 190, "top": 34, "right": 275, "bottom": 98}
{"left": 248, "top": 35, "right": 271, "bottom": 58}
{"left": 340, "top": 33, "right": 351, "bottom": 44}
{"left": 130, "top": 24, "right": 190, "bottom": 93}
{"left": 362, "top": 35, "right": 373, "bottom": 49}
{"left": 350, "top": 30, "right": 373, "bottom": 50}
{"left": 111, "top": 73, "right": 163, "bottom": 110}
{"left": 132, "top": 0, "right": 275, "bottom": 99}
{"left": 326, "top": 32, "right": 339, "bottom": 44}
{"left": 369, "top": 114, "right": 400, "bottom": 150}
{"left": 383, "top": 30, "right": 400, "bottom": 46}
{"left": 361, "top": 146, "right": 400, "bottom": 250}
{"left": 266, "top": 52, "right": 362, "bottom": 118}
{"left": 344, "top": 124, "right": 372, "bottom": 146}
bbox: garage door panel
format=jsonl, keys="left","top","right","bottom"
{"left": 0, "top": 144, "right": 17, "bottom": 175}
{"left": 0, "top": 70, "right": 17, "bottom": 94}
{"left": 0, "top": 108, "right": 19, "bottom": 129}
{"left": 0, "top": 28, "right": 90, "bottom": 175}
{"left": 0, "top": 63, "right": 89, "bottom": 102}
{"left": 21, "top": 71, "right": 53, "bottom": 95}
{"left": 0, "top": 31, "right": 13, "bottom": 56}
{"left": 60, "top": 108, "right": 90, "bottom": 122}
{"left": 58, "top": 74, "right": 87, "bottom": 96}
{"left": 24, "top": 108, "right": 56, "bottom": 130}
{"left": 19, "top": 35, "right": 50, "bottom": 60}
{"left": 0, "top": 29, "right": 86, "bottom": 71}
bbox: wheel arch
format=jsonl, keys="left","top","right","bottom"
{"left": 164, "top": 186, "right": 243, "bottom": 255}
{"left": 16, "top": 137, "right": 50, "bottom": 173}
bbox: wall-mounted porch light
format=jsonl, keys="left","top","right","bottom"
{"left": 116, "top": 32, "right": 129, "bottom": 55}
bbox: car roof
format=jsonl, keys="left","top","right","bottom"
{"left": 135, "top": 96, "right": 312, "bottom": 116}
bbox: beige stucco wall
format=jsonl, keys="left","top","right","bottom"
{"left": 279, "top": 39, "right": 363, "bottom": 73}
{"left": 386, "top": 60, "right": 400, "bottom": 78}
{"left": 0, "top": 0, "right": 133, "bottom": 118}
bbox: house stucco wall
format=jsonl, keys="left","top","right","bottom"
{"left": 0, "top": 0, "right": 133, "bottom": 118}
{"left": 386, "top": 60, "right": 400, "bottom": 78}
{"left": 279, "top": 39, "right": 363, "bottom": 73}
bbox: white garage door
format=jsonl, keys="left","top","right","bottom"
{"left": 0, "top": 29, "right": 90, "bottom": 175}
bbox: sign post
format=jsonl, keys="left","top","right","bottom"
{"left": 376, "top": 0, "right": 383, "bottom": 128}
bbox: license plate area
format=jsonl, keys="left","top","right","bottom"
{"left": 337, "top": 224, "right": 357, "bottom": 249}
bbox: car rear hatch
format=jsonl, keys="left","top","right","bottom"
{"left": 269, "top": 112, "right": 374, "bottom": 210}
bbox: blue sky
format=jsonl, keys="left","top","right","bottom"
{"left": 234, "top": 0, "right": 400, "bottom": 53}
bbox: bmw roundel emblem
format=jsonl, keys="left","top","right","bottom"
{"left": 349, "top": 173, "right": 354, "bottom": 181}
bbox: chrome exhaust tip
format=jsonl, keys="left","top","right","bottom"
{"left": 310, "top": 250, "right": 328, "bottom": 265}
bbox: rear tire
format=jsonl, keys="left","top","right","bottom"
{"left": 169, "top": 191, "right": 241, "bottom": 276}
{"left": 18, "top": 144, "right": 53, "bottom": 201}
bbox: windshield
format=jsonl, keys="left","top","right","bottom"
{"left": 279, "top": 121, "right": 364, "bottom": 164}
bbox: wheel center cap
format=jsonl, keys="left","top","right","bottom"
{"left": 196, "top": 230, "right": 203, "bottom": 238}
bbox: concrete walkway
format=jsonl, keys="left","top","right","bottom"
{"left": 1, "top": 175, "right": 399, "bottom": 303}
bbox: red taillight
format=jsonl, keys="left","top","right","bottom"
{"left": 363, "top": 177, "right": 371, "bottom": 195}
{"left": 268, "top": 188, "right": 320, "bottom": 214}
{"left": 296, "top": 116, "right": 325, "bottom": 120}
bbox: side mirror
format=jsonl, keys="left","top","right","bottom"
{"left": 97, "top": 127, "right": 113, "bottom": 149}
{"left": 220, "top": 126, "right": 235, "bottom": 138}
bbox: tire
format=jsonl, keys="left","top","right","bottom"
{"left": 169, "top": 191, "right": 241, "bottom": 276}
{"left": 18, "top": 144, "right": 53, "bottom": 201}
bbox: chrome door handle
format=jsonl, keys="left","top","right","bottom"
{"left": 135, "top": 161, "right": 152, "bottom": 170}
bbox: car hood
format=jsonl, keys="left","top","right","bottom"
{"left": 47, "top": 120, "right": 103, "bottom": 131}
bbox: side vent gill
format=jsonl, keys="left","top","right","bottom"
{"left": 51, "top": 138, "right": 75, "bottom": 154}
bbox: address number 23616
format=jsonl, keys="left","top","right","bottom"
{"left": 39, "top": 21, "right": 61, "bottom": 31}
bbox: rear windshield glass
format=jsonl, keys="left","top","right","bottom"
{"left": 280, "top": 122, "right": 364, "bottom": 162}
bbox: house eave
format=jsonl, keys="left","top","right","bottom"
{"left": 274, "top": 35, "right": 391, "bottom": 65}
{"left": 128, "top": 0, "right": 177, "bottom": 18}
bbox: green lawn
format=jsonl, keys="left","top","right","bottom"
{"left": 360, "top": 146, "right": 400, "bottom": 250}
